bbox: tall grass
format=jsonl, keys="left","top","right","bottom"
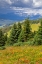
{"left": 0, "top": 45, "right": 42, "bottom": 64}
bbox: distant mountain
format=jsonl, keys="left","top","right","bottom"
{"left": 0, "top": 16, "right": 41, "bottom": 28}
{"left": 0, "top": 19, "right": 16, "bottom": 27}
{"left": 0, "top": 19, "right": 24, "bottom": 27}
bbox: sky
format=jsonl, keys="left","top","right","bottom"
{"left": 0, "top": 0, "right": 42, "bottom": 20}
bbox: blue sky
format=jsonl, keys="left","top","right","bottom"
{"left": 0, "top": 0, "right": 42, "bottom": 20}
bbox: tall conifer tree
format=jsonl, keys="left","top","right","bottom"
{"left": 0, "top": 29, "right": 5, "bottom": 46}
{"left": 18, "top": 19, "right": 31, "bottom": 42}
{"left": 33, "top": 20, "right": 42, "bottom": 45}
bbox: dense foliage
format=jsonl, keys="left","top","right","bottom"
{"left": 33, "top": 20, "right": 42, "bottom": 45}
{"left": 0, "top": 29, "right": 5, "bottom": 46}
{"left": 0, "top": 18, "right": 42, "bottom": 47}
{"left": 8, "top": 22, "right": 22, "bottom": 45}
{"left": 18, "top": 19, "right": 31, "bottom": 42}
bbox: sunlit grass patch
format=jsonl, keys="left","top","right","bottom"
{"left": 31, "top": 23, "right": 40, "bottom": 32}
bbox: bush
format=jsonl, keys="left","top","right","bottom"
{"left": 13, "top": 40, "right": 33, "bottom": 46}
{"left": 13, "top": 42, "right": 23, "bottom": 46}
{"left": 33, "top": 34, "right": 42, "bottom": 45}
{"left": 0, "top": 46, "right": 5, "bottom": 50}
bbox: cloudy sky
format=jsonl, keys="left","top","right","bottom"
{"left": 0, "top": 0, "right": 42, "bottom": 20}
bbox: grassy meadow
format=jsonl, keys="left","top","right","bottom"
{"left": 0, "top": 45, "right": 42, "bottom": 64}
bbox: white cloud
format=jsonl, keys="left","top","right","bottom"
{"left": 5, "top": 0, "right": 12, "bottom": 5}
{"left": 22, "top": 0, "right": 29, "bottom": 3}
{"left": 11, "top": 7, "right": 42, "bottom": 16}
{"left": 33, "top": 0, "right": 42, "bottom": 7}
{"left": 0, "top": 0, "right": 42, "bottom": 17}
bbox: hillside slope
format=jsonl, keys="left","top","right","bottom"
{"left": 31, "top": 23, "right": 40, "bottom": 32}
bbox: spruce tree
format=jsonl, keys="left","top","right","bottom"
{"left": 18, "top": 19, "right": 31, "bottom": 42}
{"left": 33, "top": 20, "right": 42, "bottom": 45}
{"left": 9, "top": 22, "right": 22, "bottom": 45}
{"left": 9, "top": 23, "right": 18, "bottom": 45}
{"left": 16, "top": 22, "right": 22, "bottom": 41}
{"left": 4, "top": 33, "right": 7, "bottom": 42}
{"left": 0, "top": 29, "right": 5, "bottom": 46}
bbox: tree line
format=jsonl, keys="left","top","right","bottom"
{"left": 0, "top": 19, "right": 42, "bottom": 47}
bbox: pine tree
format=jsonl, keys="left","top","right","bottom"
{"left": 4, "top": 33, "right": 7, "bottom": 42}
{"left": 0, "top": 29, "right": 5, "bottom": 46}
{"left": 18, "top": 19, "right": 31, "bottom": 42}
{"left": 16, "top": 22, "right": 22, "bottom": 41}
{"left": 8, "top": 22, "right": 22, "bottom": 45}
{"left": 33, "top": 20, "right": 42, "bottom": 45}
{"left": 9, "top": 23, "right": 18, "bottom": 45}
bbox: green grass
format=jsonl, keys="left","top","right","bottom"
{"left": 0, "top": 45, "right": 42, "bottom": 64}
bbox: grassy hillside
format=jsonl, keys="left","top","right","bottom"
{"left": 31, "top": 23, "right": 40, "bottom": 32}
{"left": 0, "top": 45, "right": 42, "bottom": 64}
